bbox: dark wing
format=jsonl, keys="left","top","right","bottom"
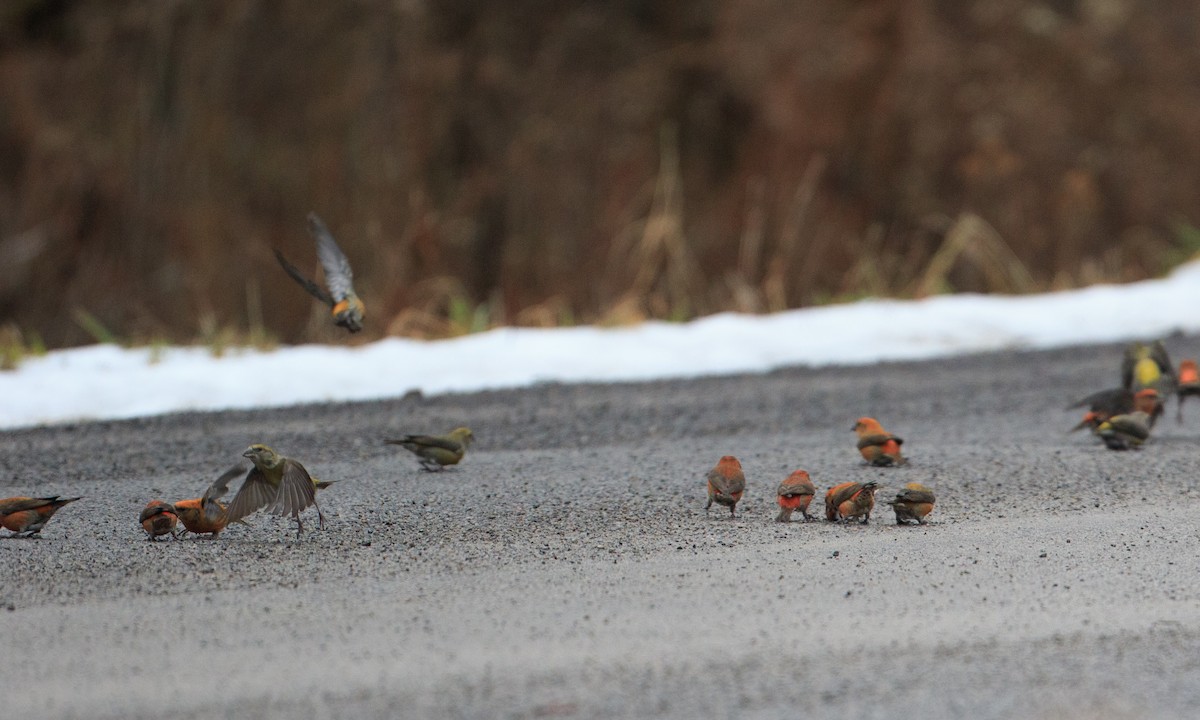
{"left": 389, "top": 434, "right": 464, "bottom": 453}
{"left": 856, "top": 433, "right": 895, "bottom": 450}
{"left": 275, "top": 249, "right": 335, "bottom": 306}
{"left": 1108, "top": 413, "right": 1150, "bottom": 440}
{"left": 307, "top": 212, "right": 356, "bottom": 303}
{"left": 202, "top": 465, "right": 246, "bottom": 505}
{"left": 0, "top": 497, "right": 57, "bottom": 515}
{"left": 1150, "top": 341, "right": 1174, "bottom": 378}
{"left": 138, "top": 504, "right": 172, "bottom": 523}
{"left": 265, "top": 459, "right": 318, "bottom": 518}
{"left": 1121, "top": 344, "right": 1141, "bottom": 389}
{"left": 1066, "top": 388, "right": 1131, "bottom": 413}
{"left": 224, "top": 468, "right": 278, "bottom": 524}
{"left": 894, "top": 488, "right": 936, "bottom": 504}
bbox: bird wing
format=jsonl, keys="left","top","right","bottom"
{"left": 1108, "top": 413, "right": 1150, "bottom": 440}
{"left": 307, "top": 212, "right": 356, "bottom": 303}
{"left": 275, "top": 249, "right": 335, "bottom": 306}
{"left": 1121, "top": 344, "right": 1143, "bottom": 389}
{"left": 776, "top": 480, "right": 814, "bottom": 497}
{"left": 0, "top": 497, "right": 57, "bottom": 515}
{"left": 893, "top": 488, "right": 936, "bottom": 504}
{"left": 202, "top": 465, "right": 247, "bottom": 505}
{"left": 856, "top": 433, "right": 898, "bottom": 450}
{"left": 1066, "top": 387, "right": 1132, "bottom": 413}
{"left": 138, "top": 504, "right": 172, "bottom": 523}
{"left": 1150, "top": 341, "right": 1174, "bottom": 378}
{"left": 265, "top": 459, "right": 318, "bottom": 517}
{"left": 224, "top": 468, "right": 277, "bottom": 523}
{"left": 707, "top": 468, "right": 745, "bottom": 496}
{"left": 389, "top": 434, "right": 464, "bottom": 453}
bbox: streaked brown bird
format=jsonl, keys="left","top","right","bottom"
{"left": 0, "top": 496, "right": 81, "bottom": 537}
{"left": 853, "top": 417, "right": 905, "bottom": 466}
{"left": 888, "top": 482, "right": 936, "bottom": 525}
{"left": 386, "top": 427, "right": 474, "bottom": 471}
{"left": 1096, "top": 411, "right": 1151, "bottom": 451}
{"left": 705, "top": 455, "right": 746, "bottom": 519}
{"left": 139, "top": 500, "right": 178, "bottom": 540}
{"left": 225, "top": 445, "right": 324, "bottom": 536}
{"left": 775, "top": 469, "right": 816, "bottom": 522}
{"left": 173, "top": 465, "right": 246, "bottom": 538}
{"left": 1176, "top": 359, "right": 1200, "bottom": 421}
{"left": 824, "top": 482, "right": 878, "bottom": 524}
{"left": 275, "top": 212, "right": 364, "bottom": 333}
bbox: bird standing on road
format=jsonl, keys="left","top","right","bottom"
{"left": 275, "top": 212, "right": 365, "bottom": 333}
{"left": 173, "top": 465, "right": 247, "bottom": 538}
{"left": 386, "top": 427, "right": 474, "bottom": 471}
{"left": 1096, "top": 411, "right": 1151, "bottom": 451}
{"left": 1176, "top": 359, "right": 1200, "bottom": 421}
{"left": 775, "top": 469, "right": 816, "bottom": 522}
{"left": 824, "top": 482, "right": 878, "bottom": 524}
{"left": 705, "top": 455, "right": 746, "bottom": 519}
{"left": 0, "top": 496, "right": 81, "bottom": 537}
{"left": 225, "top": 445, "right": 324, "bottom": 536}
{"left": 888, "top": 482, "right": 936, "bottom": 525}
{"left": 853, "top": 417, "right": 905, "bottom": 466}
{"left": 139, "top": 500, "right": 178, "bottom": 540}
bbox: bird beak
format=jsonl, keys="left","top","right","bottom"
{"left": 242, "top": 448, "right": 254, "bottom": 458}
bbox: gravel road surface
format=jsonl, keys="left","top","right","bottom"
{"left": 3, "top": 339, "right": 1200, "bottom": 719}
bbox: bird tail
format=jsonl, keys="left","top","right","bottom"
{"left": 776, "top": 507, "right": 793, "bottom": 523}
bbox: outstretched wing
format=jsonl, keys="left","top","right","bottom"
{"left": 201, "top": 465, "right": 245, "bottom": 523}
{"left": 275, "top": 249, "right": 335, "bottom": 306}
{"left": 307, "top": 212, "right": 356, "bottom": 303}
{"left": 224, "top": 468, "right": 277, "bottom": 524}
{"left": 265, "top": 459, "right": 318, "bottom": 518}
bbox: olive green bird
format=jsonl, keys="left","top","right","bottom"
{"left": 386, "top": 427, "right": 475, "bottom": 471}
{"left": 274, "top": 212, "right": 365, "bottom": 333}
{"left": 1096, "top": 411, "right": 1151, "bottom": 451}
{"left": 225, "top": 444, "right": 325, "bottom": 536}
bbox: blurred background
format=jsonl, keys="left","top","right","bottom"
{"left": 2, "top": 0, "right": 1199, "bottom": 352}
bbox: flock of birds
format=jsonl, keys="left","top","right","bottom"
{"left": 0, "top": 212, "right": 1192, "bottom": 539}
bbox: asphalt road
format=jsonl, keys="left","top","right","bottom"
{"left": 3, "top": 338, "right": 1200, "bottom": 719}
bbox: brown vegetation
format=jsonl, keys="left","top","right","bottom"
{"left": 1, "top": 0, "right": 1199, "bottom": 348}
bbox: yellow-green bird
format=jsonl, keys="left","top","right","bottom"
{"left": 225, "top": 444, "right": 325, "bottom": 536}
{"left": 1096, "top": 411, "right": 1151, "bottom": 451}
{"left": 386, "top": 427, "right": 474, "bottom": 471}
{"left": 274, "top": 212, "right": 364, "bottom": 333}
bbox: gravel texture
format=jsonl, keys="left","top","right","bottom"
{"left": 3, "top": 338, "right": 1200, "bottom": 719}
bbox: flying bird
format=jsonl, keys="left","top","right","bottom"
{"left": 225, "top": 445, "right": 325, "bottom": 536}
{"left": 139, "top": 500, "right": 179, "bottom": 540}
{"left": 275, "top": 212, "right": 365, "bottom": 333}
{"left": 888, "top": 482, "right": 936, "bottom": 525}
{"left": 705, "top": 455, "right": 746, "bottom": 519}
{"left": 853, "top": 417, "right": 905, "bottom": 466}
{"left": 0, "top": 496, "right": 81, "bottom": 537}
{"left": 775, "top": 469, "right": 816, "bottom": 522}
{"left": 386, "top": 427, "right": 474, "bottom": 471}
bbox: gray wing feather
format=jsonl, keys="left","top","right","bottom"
{"left": 225, "top": 468, "right": 277, "bottom": 523}
{"left": 266, "top": 459, "right": 317, "bottom": 517}
{"left": 307, "top": 212, "right": 355, "bottom": 302}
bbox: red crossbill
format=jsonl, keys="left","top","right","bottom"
{"left": 225, "top": 445, "right": 325, "bottom": 536}
{"left": 705, "top": 455, "right": 745, "bottom": 519}
{"left": 0, "top": 496, "right": 81, "bottom": 537}
{"left": 138, "top": 500, "right": 178, "bottom": 540}
{"left": 775, "top": 469, "right": 816, "bottom": 522}
{"left": 824, "top": 482, "right": 878, "bottom": 524}
{"left": 1176, "top": 359, "right": 1200, "bottom": 421}
{"left": 173, "top": 465, "right": 246, "bottom": 538}
{"left": 1096, "top": 411, "right": 1151, "bottom": 451}
{"left": 853, "top": 417, "right": 905, "bottom": 466}
{"left": 275, "top": 212, "right": 364, "bottom": 333}
{"left": 888, "top": 482, "right": 936, "bottom": 525}
{"left": 386, "top": 427, "right": 474, "bottom": 471}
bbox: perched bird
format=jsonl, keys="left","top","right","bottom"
{"left": 705, "top": 455, "right": 746, "bottom": 519}
{"left": 0, "top": 496, "right": 81, "bottom": 537}
{"left": 775, "top": 469, "right": 816, "bottom": 522}
{"left": 139, "top": 500, "right": 178, "bottom": 540}
{"left": 888, "top": 482, "right": 936, "bottom": 525}
{"left": 173, "top": 465, "right": 246, "bottom": 538}
{"left": 274, "top": 212, "right": 364, "bottom": 333}
{"left": 1096, "top": 411, "right": 1151, "bottom": 451}
{"left": 225, "top": 445, "right": 324, "bottom": 536}
{"left": 824, "top": 482, "right": 878, "bottom": 524}
{"left": 853, "top": 417, "right": 905, "bottom": 466}
{"left": 386, "top": 427, "right": 474, "bottom": 471}
{"left": 1176, "top": 359, "right": 1200, "bottom": 421}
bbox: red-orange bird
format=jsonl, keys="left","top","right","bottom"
{"left": 824, "top": 482, "right": 878, "bottom": 524}
{"left": 888, "top": 482, "right": 936, "bottom": 525}
{"left": 173, "top": 465, "right": 246, "bottom": 538}
{"left": 139, "top": 500, "right": 178, "bottom": 540}
{"left": 1177, "top": 359, "right": 1200, "bottom": 421}
{"left": 705, "top": 455, "right": 746, "bottom": 519}
{"left": 853, "top": 418, "right": 905, "bottom": 466}
{"left": 775, "top": 470, "right": 816, "bottom": 522}
{"left": 0, "top": 496, "right": 81, "bottom": 537}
